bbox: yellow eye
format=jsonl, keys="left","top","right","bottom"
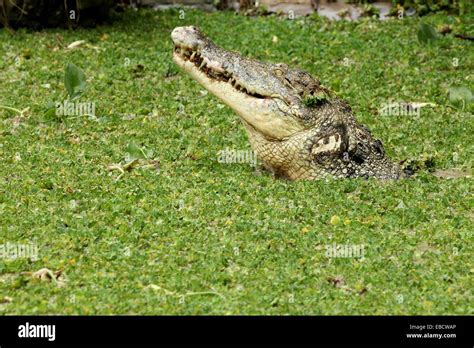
{"left": 274, "top": 69, "right": 284, "bottom": 77}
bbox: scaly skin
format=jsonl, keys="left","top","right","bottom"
{"left": 171, "top": 26, "right": 403, "bottom": 180}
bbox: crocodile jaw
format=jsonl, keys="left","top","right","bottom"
{"left": 171, "top": 29, "right": 305, "bottom": 140}
{"left": 173, "top": 53, "right": 302, "bottom": 139}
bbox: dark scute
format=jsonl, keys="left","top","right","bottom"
{"left": 373, "top": 139, "right": 385, "bottom": 155}
{"left": 351, "top": 152, "right": 365, "bottom": 165}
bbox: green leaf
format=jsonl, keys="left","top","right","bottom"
{"left": 417, "top": 23, "right": 438, "bottom": 44}
{"left": 64, "top": 63, "right": 86, "bottom": 99}
{"left": 448, "top": 86, "right": 473, "bottom": 110}
{"left": 303, "top": 90, "right": 329, "bottom": 108}
{"left": 43, "top": 100, "right": 58, "bottom": 120}
{"left": 125, "top": 142, "right": 148, "bottom": 161}
{"left": 448, "top": 86, "right": 473, "bottom": 103}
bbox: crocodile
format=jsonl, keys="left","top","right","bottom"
{"left": 171, "top": 26, "right": 404, "bottom": 180}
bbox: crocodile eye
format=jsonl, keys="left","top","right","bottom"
{"left": 274, "top": 69, "right": 284, "bottom": 77}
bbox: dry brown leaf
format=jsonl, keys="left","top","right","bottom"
{"left": 66, "top": 40, "right": 86, "bottom": 49}
{"left": 432, "top": 169, "right": 471, "bottom": 179}
{"left": 22, "top": 268, "right": 68, "bottom": 287}
{"left": 328, "top": 275, "right": 345, "bottom": 288}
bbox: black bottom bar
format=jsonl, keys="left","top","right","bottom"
{"left": 1, "top": 316, "right": 471, "bottom": 345}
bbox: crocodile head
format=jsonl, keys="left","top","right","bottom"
{"left": 171, "top": 26, "right": 403, "bottom": 180}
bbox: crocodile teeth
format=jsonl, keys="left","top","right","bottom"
{"left": 175, "top": 45, "right": 264, "bottom": 98}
